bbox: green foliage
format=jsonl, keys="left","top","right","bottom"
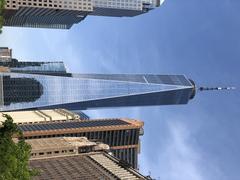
{"left": 0, "top": 0, "right": 5, "bottom": 34}
{"left": 0, "top": 114, "right": 39, "bottom": 180}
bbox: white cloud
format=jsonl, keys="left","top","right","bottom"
{"left": 162, "top": 121, "right": 203, "bottom": 180}
{"left": 140, "top": 119, "right": 204, "bottom": 180}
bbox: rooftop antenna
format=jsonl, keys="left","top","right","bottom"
{"left": 198, "top": 86, "right": 236, "bottom": 91}
{"left": 188, "top": 79, "right": 236, "bottom": 100}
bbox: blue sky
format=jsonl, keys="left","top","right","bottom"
{"left": 1, "top": 0, "right": 240, "bottom": 179}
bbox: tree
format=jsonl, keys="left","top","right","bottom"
{"left": 0, "top": 114, "right": 38, "bottom": 180}
{"left": 0, "top": 0, "right": 5, "bottom": 34}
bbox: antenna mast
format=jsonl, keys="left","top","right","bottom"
{"left": 198, "top": 86, "right": 236, "bottom": 91}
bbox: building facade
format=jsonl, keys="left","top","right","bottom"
{"left": 0, "top": 48, "right": 196, "bottom": 112}
{"left": 0, "top": 47, "right": 12, "bottom": 62}
{"left": 0, "top": 108, "right": 89, "bottom": 125}
{"left": 0, "top": 73, "right": 196, "bottom": 112}
{"left": 0, "top": 49, "right": 67, "bottom": 74}
{"left": 26, "top": 137, "right": 110, "bottom": 159}
{"left": 26, "top": 137, "right": 150, "bottom": 180}
{"left": 17, "top": 118, "right": 144, "bottom": 169}
{"left": 30, "top": 152, "right": 149, "bottom": 179}
{"left": 3, "top": 0, "right": 164, "bottom": 29}
{"left": 25, "top": 137, "right": 149, "bottom": 179}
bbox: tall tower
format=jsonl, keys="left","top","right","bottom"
{"left": 0, "top": 73, "right": 196, "bottom": 111}
{"left": 0, "top": 48, "right": 197, "bottom": 111}
{"left": 3, "top": 0, "right": 165, "bottom": 29}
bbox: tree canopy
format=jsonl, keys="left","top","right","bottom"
{"left": 0, "top": 114, "right": 38, "bottom": 180}
{"left": 0, "top": 0, "right": 5, "bottom": 33}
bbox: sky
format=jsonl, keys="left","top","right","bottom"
{"left": 1, "top": 0, "right": 240, "bottom": 179}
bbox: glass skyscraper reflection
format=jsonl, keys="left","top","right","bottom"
{"left": 0, "top": 58, "right": 67, "bottom": 75}
{"left": 0, "top": 73, "right": 196, "bottom": 112}
{"left": 0, "top": 47, "right": 196, "bottom": 112}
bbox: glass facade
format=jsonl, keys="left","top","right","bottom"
{"left": 0, "top": 73, "right": 194, "bottom": 111}
{"left": 0, "top": 59, "right": 67, "bottom": 74}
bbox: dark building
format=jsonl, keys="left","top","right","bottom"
{"left": 1, "top": 76, "right": 43, "bottom": 106}
{"left": 3, "top": 0, "right": 164, "bottom": 29}
{"left": 3, "top": 8, "right": 88, "bottom": 29}
{"left": 17, "top": 118, "right": 144, "bottom": 169}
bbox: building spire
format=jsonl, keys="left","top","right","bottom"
{"left": 198, "top": 86, "right": 236, "bottom": 91}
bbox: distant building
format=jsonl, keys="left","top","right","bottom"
{"left": 3, "top": 0, "right": 165, "bottom": 29}
{"left": 0, "top": 47, "right": 12, "bottom": 62}
{"left": 28, "top": 137, "right": 149, "bottom": 179}
{"left": 0, "top": 48, "right": 67, "bottom": 75}
{"left": 17, "top": 118, "right": 144, "bottom": 169}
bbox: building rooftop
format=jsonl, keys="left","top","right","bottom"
{"left": 17, "top": 118, "right": 144, "bottom": 137}
{"left": 30, "top": 152, "right": 149, "bottom": 180}
{"left": 27, "top": 137, "right": 149, "bottom": 179}
{"left": 0, "top": 109, "right": 82, "bottom": 125}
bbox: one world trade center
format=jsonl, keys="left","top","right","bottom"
{"left": 0, "top": 47, "right": 196, "bottom": 112}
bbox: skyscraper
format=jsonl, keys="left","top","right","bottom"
{"left": 0, "top": 47, "right": 196, "bottom": 111}
{"left": 3, "top": 0, "right": 165, "bottom": 29}
{"left": 0, "top": 72, "right": 196, "bottom": 111}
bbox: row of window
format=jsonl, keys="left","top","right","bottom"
{"left": 112, "top": 148, "right": 138, "bottom": 168}
{"left": 25, "top": 129, "right": 140, "bottom": 146}
{"left": 6, "top": 0, "right": 92, "bottom": 10}
{"left": 31, "top": 149, "right": 75, "bottom": 157}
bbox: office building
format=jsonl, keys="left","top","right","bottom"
{"left": 0, "top": 47, "right": 196, "bottom": 112}
{"left": 17, "top": 118, "right": 144, "bottom": 169}
{"left": 27, "top": 137, "right": 149, "bottom": 179}
{"left": 3, "top": 0, "right": 165, "bottom": 29}
{"left": 0, "top": 72, "right": 196, "bottom": 112}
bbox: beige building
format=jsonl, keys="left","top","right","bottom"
{"left": 26, "top": 137, "right": 151, "bottom": 179}
{"left": 0, "top": 109, "right": 81, "bottom": 125}
{"left": 26, "top": 136, "right": 110, "bottom": 159}
{"left": 0, "top": 47, "right": 12, "bottom": 61}
{"left": 18, "top": 117, "right": 143, "bottom": 169}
